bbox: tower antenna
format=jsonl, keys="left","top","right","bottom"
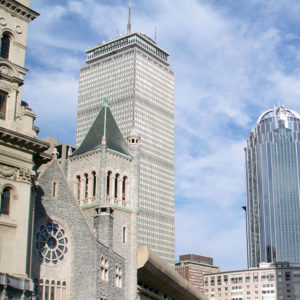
{"left": 127, "top": 0, "right": 132, "bottom": 34}
{"left": 155, "top": 26, "right": 157, "bottom": 43}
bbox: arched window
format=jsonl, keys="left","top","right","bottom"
{"left": 1, "top": 33, "right": 10, "bottom": 59}
{"left": 84, "top": 173, "right": 88, "bottom": 199}
{"left": 114, "top": 174, "right": 120, "bottom": 199}
{"left": 0, "top": 91, "right": 7, "bottom": 120}
{"left": 92, "top": 171, "right": 96, "bottom": 197}
{"left": 1, "top": 187, "right": 10, "bottom": 215}
{"left": 122, "top": 176, "right": 127, "bottom": 201}
{"left": 76, "top": 176, "right": 81, "bottom": 200}
{"left": 106, "top": 171, "right": 112, "bottom": 196}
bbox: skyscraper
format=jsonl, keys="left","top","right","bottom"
{"left": 76, "top": 32, "right": 175, "bottom": 263}
{"left": 245, "top": 106, "right": 300, "bottom": 267}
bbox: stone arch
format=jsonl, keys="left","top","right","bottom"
{"left": 1, "top": 183, "right": 18, "bottom": 200}
{"left": 106, "top": 170, "right": 113, "bottom": 197}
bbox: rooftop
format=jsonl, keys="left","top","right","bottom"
{"left": 85, "top": 32, "right": 170, "bottom": 65}
{"left": 257, "top": 106, "right": 300, "bottom": 125}
{"left": 71, "top": 100, "right": 131, "bottom": 158}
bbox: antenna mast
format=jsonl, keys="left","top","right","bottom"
{"left": 127, "top": 0, "right": 132, "bottom": 34}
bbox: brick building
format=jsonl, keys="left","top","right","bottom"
{"left": 175, "top": 254, "right": 220, "bottom": 292}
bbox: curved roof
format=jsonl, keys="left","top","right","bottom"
{"left": 257, "top": 106, "right": 300, "bottom": 125}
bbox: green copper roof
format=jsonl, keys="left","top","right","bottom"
{"left": 71, "top": 103, "right": 130, "bottom": 157}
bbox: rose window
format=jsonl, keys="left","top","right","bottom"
{"left": 35, "top": 222, "right": 68, "bottom": 265}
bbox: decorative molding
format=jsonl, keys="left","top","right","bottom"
{"left": 0, "top": 17, "right": 6, "bottom": 26}
{"left": 0, "top": 126, "right": 49, "bottom": 156}
{"left": 0, "top": 81, "right": 12, "bottom": 92}
{"left": 0, "top": 0, "right": 39, "bottom": 23}
{"left": 0, "top": 163, "right": 32, "bottom": 183}
{"left": 0, "top": 164, "right": 18, "bottom": 179}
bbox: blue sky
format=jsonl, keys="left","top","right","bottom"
{"left": 23, "top": 0, "right": 300, "bottom": 271}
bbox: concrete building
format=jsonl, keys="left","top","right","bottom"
{"left": 245, "top": 106, "right": 300, "bottom": 267}
{"left": 175, "top": 254, "right": 220, "bottom": 292}
{"left": 76, "top": 31, "right": 175, "bottom": 263}
{"left": 204, "top": 262, "right": 300, "bottom": 300}
{"left": 138, "top": 246, "right": 207, "bottom": 300}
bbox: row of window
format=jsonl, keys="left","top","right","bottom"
{"left": 106, "top": 171, "right": 128, "bottom": 201}
{"left": 75, "top": 171, "right": 97, "bottom": 201}
{"left": 205, "top": 272, "right": 276, "bottom": 286}
{"left": 74, "top": 171, "right": 129, "bottom": 205}
{"left": 35, "top": 279, "right": 67, "bottom": 300}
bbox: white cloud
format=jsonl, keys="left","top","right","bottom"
{"left": 23, "top": 71, "right": 78, "bottom": 144}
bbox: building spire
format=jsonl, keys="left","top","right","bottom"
{"left": 127, "top": 0, "right": 132, "bottom": 34}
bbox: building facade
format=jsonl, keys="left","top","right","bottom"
{"left": 175, "top": 254, "right": 220, "bottom": 292}
{"left": 245, "top": 106, "right": 300, "bottom": 267}
{"left": 76, "top": 32, "right": 175, "bottom": 263}
{"left": 0, "top": 0, "right": 49, "bottom": 298}
{"left": 204, "top": 262, "right": 300, "bottom": 300}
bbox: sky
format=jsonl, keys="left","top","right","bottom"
{"left": 23, "top": 0, "right": 300, "bottom": 271}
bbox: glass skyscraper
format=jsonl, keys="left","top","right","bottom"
{"left": 245, "top": 106, "right": 300, "bottom": 267}
{"left": 76, "top": 32, "right": 175, "bottom": 263}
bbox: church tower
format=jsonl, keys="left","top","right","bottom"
{"left": 0, "top": 1, "right": 49, "bottom": 299}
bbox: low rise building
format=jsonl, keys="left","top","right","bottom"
{"left": 175, "top": 254, "right": 220, "bottom": 292}
{"left": 203, "top": 262, "right": 300, "bottom": 300}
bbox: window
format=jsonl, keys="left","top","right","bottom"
{"left": 76, "top": 176, "right": 81, "bottom": 200}
{"left": 52, "top": 182, "right": 57, "bottom": 198}
{"left": 122, "top": 176, "right": 127, "bottom": 201}
{"left": 106, "top": 171, "right": 112, "bottom": 196}
{"left": 115, "top": 265, "right": 122, "bottom": 288}
{"left": 0, "top": 33, "right": 10, "bottom": 59}
{"left": 92, "top": 171, "right": 96, "bottom": 197}
{"left": 101, "top": 257, "right": 109, "bottom": 281}
{"left": 122, "top": 227, "right": 126, "bottom": 243}
{"left": 0, "top": 91, "right": 7, "bottom": 120}
{"left": 1, "top": 187, "right": 10, "bottom": 215}
{"left": 84, "top": 173, "right": 88, "bottom": 199}
{"left": 114, "top": 174, "right": 120, "bottom": 198}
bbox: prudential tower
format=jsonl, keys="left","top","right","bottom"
{"left": 245, "top": 106, "right": 300, "bottom": 267}
{"left": 75, "top": 18, "right": 175, "bottom": 263}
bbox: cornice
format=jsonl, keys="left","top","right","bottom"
{"left": 0, "top": 71, "right": 23, "bottom": 85}
{"left": 0, "top": 126, "right": 49, "bottom": 155}
{"left": 0, "top": 0, "right": 39, "bottom": 23}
